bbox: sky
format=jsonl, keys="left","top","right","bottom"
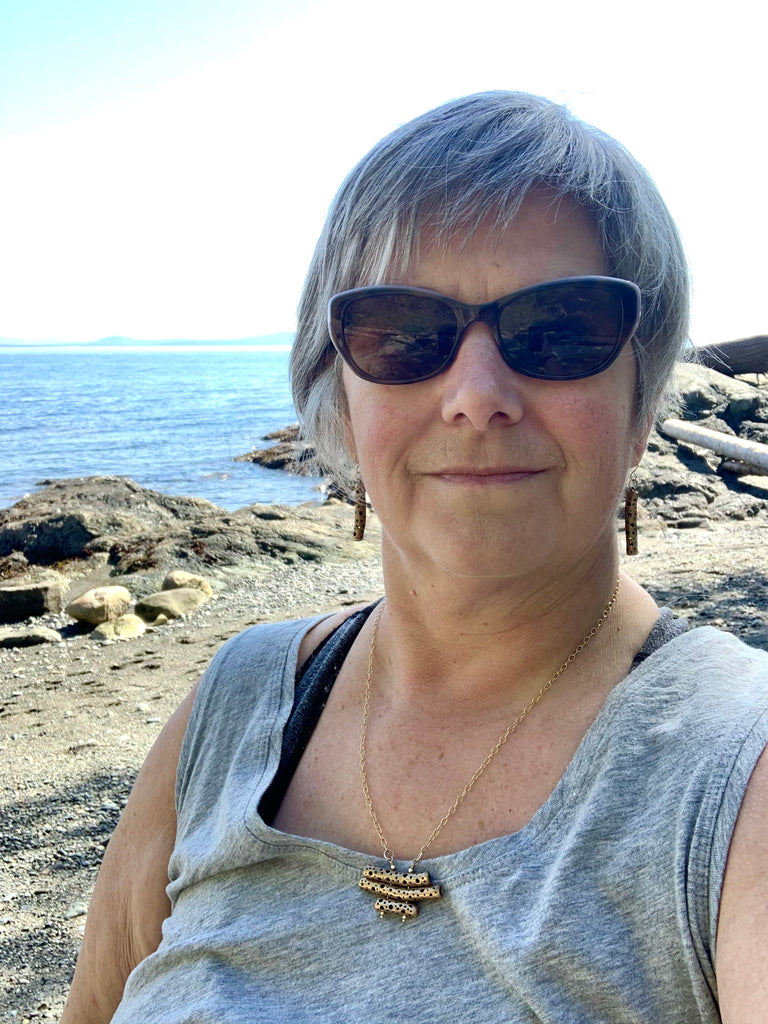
{"left": 0, "top": 0, "right": 765, "bottom": 345}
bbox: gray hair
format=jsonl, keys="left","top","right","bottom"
{"left": 291, "top": 91, "right": 690, "bottom": 492}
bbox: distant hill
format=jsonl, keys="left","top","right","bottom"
{"left": 0, "top": 332, "right": 295, "bottom": 347}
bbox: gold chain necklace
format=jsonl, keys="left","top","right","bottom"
{"left": 358, "top": 578, "right": 621, "bottom": 921}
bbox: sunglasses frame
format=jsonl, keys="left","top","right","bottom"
{"left": 328, "top": 276, "right": 641, "bottom": 384}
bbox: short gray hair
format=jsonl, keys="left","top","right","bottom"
{"left": 291, "top": 91, "right": 690, "bottom": 492}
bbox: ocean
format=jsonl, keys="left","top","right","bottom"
{"left": 0, "top": 345, "right": 327, "bottom": 511}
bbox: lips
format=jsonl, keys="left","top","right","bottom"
{"left": 435, "top": 466, "right": 540, "bottom": 476}
{"left": 431, "top": 465, "right": 544, "bottom": 485}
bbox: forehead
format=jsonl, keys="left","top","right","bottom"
{"left": 395, "top": 193, "right": 607, "bottom": 304}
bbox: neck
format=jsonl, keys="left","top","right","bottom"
{"left": 373, "top": 536, "right": 639, "bottom": 710}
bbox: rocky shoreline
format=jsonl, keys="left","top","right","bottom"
{"left": 1, "top": 360, "right": 767, "bottom": 1021}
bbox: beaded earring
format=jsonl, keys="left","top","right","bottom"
{"left": 353, "top": 474, "right": 367, "bottom": 541}
{"left": 624, "top": 468, "right": 639, "bottom": 556}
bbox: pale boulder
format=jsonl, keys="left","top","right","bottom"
{"left": 66, "top": 586, "right": 132, "bottom": 625}
{"left": 162, "top": 570, "right": 213, "bottom": 599}
{"left": 135, "top": 587, "right": 209, "bottom": 622}
{"left": 92, "top": 614, "right": 146, "bottom": 641}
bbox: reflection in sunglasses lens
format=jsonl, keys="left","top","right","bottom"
{"left": 343, "top": 295, "right": 458, "bottom": 381}
{"left": 498, "top": 286, "right": 621, "bottom": 378}
{"left": 340, "top": 282, "right": 626, "bottom": 382}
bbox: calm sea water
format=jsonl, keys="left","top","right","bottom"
{"left": 0, "top": 346, "right": 327, "bottom": 511}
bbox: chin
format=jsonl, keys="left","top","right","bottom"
{"left": 426, "top": 523, "right": 560, "bottom": 579}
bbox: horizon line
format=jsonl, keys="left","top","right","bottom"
{"left": 0, "top": 331, "right": 296, "bottom": 347}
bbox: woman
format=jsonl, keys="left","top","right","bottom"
{"left": 62, "top": 92, "right": 768, "bottom": 1023}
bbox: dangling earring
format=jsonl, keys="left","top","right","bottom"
{"left": 624, "top": 468, "right": 639, "bottom": 556}
{"left": 353, "top": 473, "right": 367, "bottom": 542}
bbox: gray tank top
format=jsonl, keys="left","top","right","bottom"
{"left": 111, "top": 614, "right": 768, "bottom": 1024}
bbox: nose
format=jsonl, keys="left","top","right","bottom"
{"left": 439, "top": 323, "right": 525, "bottom": 430}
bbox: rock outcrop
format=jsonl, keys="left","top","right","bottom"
{"left": 234, "top": 425, "right": 318, "bottom": 474}
{"left": 635, "top": 362, "right": 768, "bottom": 527}
{"left": 0, "top": 476, "right": 377, "bottom": 583}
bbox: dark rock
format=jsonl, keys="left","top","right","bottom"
{"left": 0, "top": 579, "right": 66, "bottom": 625}
{"left": 0, "top": 551, "right": 29, "bottom": 579}
{"left": 0, "top": 476, "right": 186, "bottom": 565}
{"left": 630, "top": 363, "right": 768, "bottom": 524}
{"left": 235, "top": 439, "right": 318, "bottom": 475}
{"left": 0, "top": 511, "right": 102, "bottom": 563}
{"left": 1, "top": 476, "right": 377, "bottom": 579}
{"left": 670, "top": 516, "right": 711, "bottom": 529}
{"left": 692, "top": 415, "right": 736, "bottom": 437}
{"left": 674, "top": 363, "right": 763, "bottom": 424}
{"left": 262, "top": 425, "right": 300, "bottom": 442}
{"left": 0, "top": 476, "right": 370, "bottom": 577}
{"left": 234, "top": 424, "right": 320, "bottom": 476}
{"left": 741, "top": 422, "right": 768, "bottom": 446}
{"left": 0, "top": 625, "right": 62, "bottom": 647}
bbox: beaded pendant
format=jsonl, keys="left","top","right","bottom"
{"left": 359, "top": 865, "right": 442, "bottom": 921}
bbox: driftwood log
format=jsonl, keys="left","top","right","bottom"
{"left": 694, "top": 337, "right": 768, "bottom": 377}
{"left": 661, "top": 418, "right": 768, "bottom": 475}
{"left": 719, "top": 459, "right": 768, "bottom": 478}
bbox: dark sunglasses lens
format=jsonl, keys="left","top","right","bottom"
{"left": 498, "top": 284, "right": 626, "bottom": 379}
{"left": 340, "top": 294, "right": 457, "bottom": 382}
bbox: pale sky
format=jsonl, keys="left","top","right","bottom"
{"left": 1, "top": 0, "right": 765, "bottom": 345}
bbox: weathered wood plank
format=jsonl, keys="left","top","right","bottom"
{"left": 694, "top": 337, "right": 768, "bottom": 376}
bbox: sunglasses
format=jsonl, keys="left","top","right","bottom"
{"left": 328, "top": 276, "right": 641, "bottom": 384}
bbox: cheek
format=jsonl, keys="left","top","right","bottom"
{"left": 579, "top": 355, "right": 638, "bottom": 457}
{"left": 343, "top": 415, "right": 357, "bottom": 462}
{"left": 554, "top": 377, "right": 637, "bottom": 484}
{"left": 353, "top": 410, "right": 407, "bottom": 468}
{"left": 343, "top": 371, "right": 408, "bottom": 469}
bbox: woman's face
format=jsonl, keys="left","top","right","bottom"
{"left": 342, "top": 193, "right": 647, "bottom": 583}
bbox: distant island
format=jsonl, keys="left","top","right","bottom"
{"left": 0, "top": 332, "right": 295, "bottom": 348}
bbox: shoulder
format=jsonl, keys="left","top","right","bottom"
{"left": 604, "top": 627, "right": 768, "bottom": 997}
{"left": 185, "top": 612, "right": 337, "bottom": 721}
{"left": 716, "top": 744, "right": 768, "bottom": 1021}
{"left": 186, "top": 606, "right": 367, "bottom": 716}
{"left": 175, "top": 605, "right": 370, "bottom": 810}
{"left": 624, "top": 625, "right": 768, "bottom": 783}
{"left": 653, "top": 621, "right": 767, "bottom": 667}
{"left": 629, "top": 624, "right": 768, "bottom": 707}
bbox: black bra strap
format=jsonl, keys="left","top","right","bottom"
{"left": 259, "top": 603, "right": 377, "bottom": 824}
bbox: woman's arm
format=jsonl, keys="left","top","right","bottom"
{"left": 716, "top": 744, "right": 768, "bottom": 1023}
{"left": 60, "top": 682, "right": 199, "bottom": 1024}
{"left": 60, "top": 609, "right": 354, "bottom": 1022}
